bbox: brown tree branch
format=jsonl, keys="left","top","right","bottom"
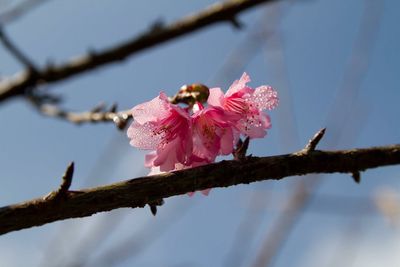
{"left": 28, "top": 83, "right": 210, "bottom": 128}
{"left": 29, "top": 98, "right": 131, "bottom": 129}
{"left": 0, "top": 143, "right": 399, "bottom": 235}
{"left": 0, "top": 0, "right": 278, "bottom": 103}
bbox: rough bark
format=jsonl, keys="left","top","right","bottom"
{"left": 0, "top": 144, "right": 399, "bottom": 235}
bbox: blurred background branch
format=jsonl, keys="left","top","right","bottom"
{"left": 250, "top": 1, "right": 385, "bottom": 266}
{"left": 0, "top": 0, "right": 398, "bottom": 266}
{"left": 0, "top": 0, "right": 278, "bottom": 103}
{"left": 28, "top": 96, "right": 131, "bottom": 129}
{"left": 0, "top": 26, "right": 37, "bottom": 70}
{"left": 0, "top": 0, "right": 50, "bottom": 25}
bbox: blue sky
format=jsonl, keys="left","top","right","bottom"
{"left": 0, "top": 0, "right": 399, "bottom": 266}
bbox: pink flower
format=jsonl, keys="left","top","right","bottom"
{"left": 208, "top": 72, "right": 278, "bottom": 138}
{"left": 127, "top": 74, "right": 278, "bottom": 198}
{"left": 191, "top": 103, "right": 240, "bottom": 162}
{"left": 127, "top": 92, "right": 192, "bottom": 171}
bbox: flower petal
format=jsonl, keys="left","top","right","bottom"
{"left": 131, "top": 92, "right": 170, "bottom": 124}
{"left": 240, "top": 113, "right": 271, "bottom": 138}
{"left": 154, "top": 138, "right": 182, "bottom": 171}
{"left": 251, "top": 85, "right": 279, "bottom": 110}
{"left": 145, "top": 153, "right": 157, "bottom": 168}
{"left": 226, "top": 72, "right": 251, "bottom": 96}
{"left": 192, "top": 128, "right": 219, "bottom": 162}
{"left": 127, "top": 121, "right": 164, "bottom": 149}
{"left": 207, "top": 87, "right": 224, "bottom": 107}
{"left": 219, "top": 127, "right": 235, "bottom": 155}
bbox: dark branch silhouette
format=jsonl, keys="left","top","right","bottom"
{"left": 0, "top": 0, "right": 50, "bottom": 25}
{"left": 0, "top": 27, "right": 38, "bottom": 70}
{"left": 0, "top": 0, "right": 278, "bottom": 103}
{"left": 0, "top": 139, "right": 399, "bottom": 235}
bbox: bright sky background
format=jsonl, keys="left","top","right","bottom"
{"left": 0, "top": 0, "right": 399, "bottom": 266}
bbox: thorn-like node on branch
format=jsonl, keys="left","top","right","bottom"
{"left": 90, "top": 102, "right": 106, "bottom": 113}
{"left": 228, "top": 16, "right": 245, "bottom": 29}
{"left": 352, "top": 171, "right": 361, "bottom": 184}
{"left": 304, "top": 128, "right": 326, "bottom": 152}
{"left": 109, "top": 102, "right": 118, "bottom": 113}
{"left": 44, "top": 162, "right": 75, "bottom": 200}
{"left": 148, "top": 199, "right": 165, "bottom": 216}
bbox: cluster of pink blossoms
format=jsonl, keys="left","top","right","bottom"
{"left": 127, "top": 73, "right": 278, "bottom": 180}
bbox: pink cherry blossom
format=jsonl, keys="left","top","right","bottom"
{"left": 191, "top": 103, "right": 240, "bottom": 162}
{"left": 127, "top": 92, "right": 193, "bottom": 171}
{"left": 127, "top": 74, "right": 278, "bottom": 198}
{"left": 208, "top": 72, "right": 278, "bottom": 138}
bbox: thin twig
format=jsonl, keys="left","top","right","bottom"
{"left": 0, "top": 0, "right": 50, "bottom": 25}
{"left": 0, "top": 142, "right": 399, "bottom": 235}
{"left": 30, "top": 99, "right": 131, "bottom": 129}
{"left": 0, "top": 0, "right": 279, "bottom": 103}
{"left": 0, "top": 26, "right": 38, "bottom": 71}
{"left": 44, "top": 162, "right": 75, "bottom": 201}
{"left": 304, "top": 128, "right": 326, "bottom": 152}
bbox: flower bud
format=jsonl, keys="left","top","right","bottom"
{"left": 171, "top": 83, "right": 210, "bottom": 105}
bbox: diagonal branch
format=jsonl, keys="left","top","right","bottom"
{"left": 0, "top": 26, "right": 38, "bottom": 71}
{"left": 0, "top": 0, "right": 278, "bottom": 103}
{"left": 0, "top": 0, "right": 50, "bottom": 25}
{"left": 0, "top": 143, "right": 399, "bottom": 235}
